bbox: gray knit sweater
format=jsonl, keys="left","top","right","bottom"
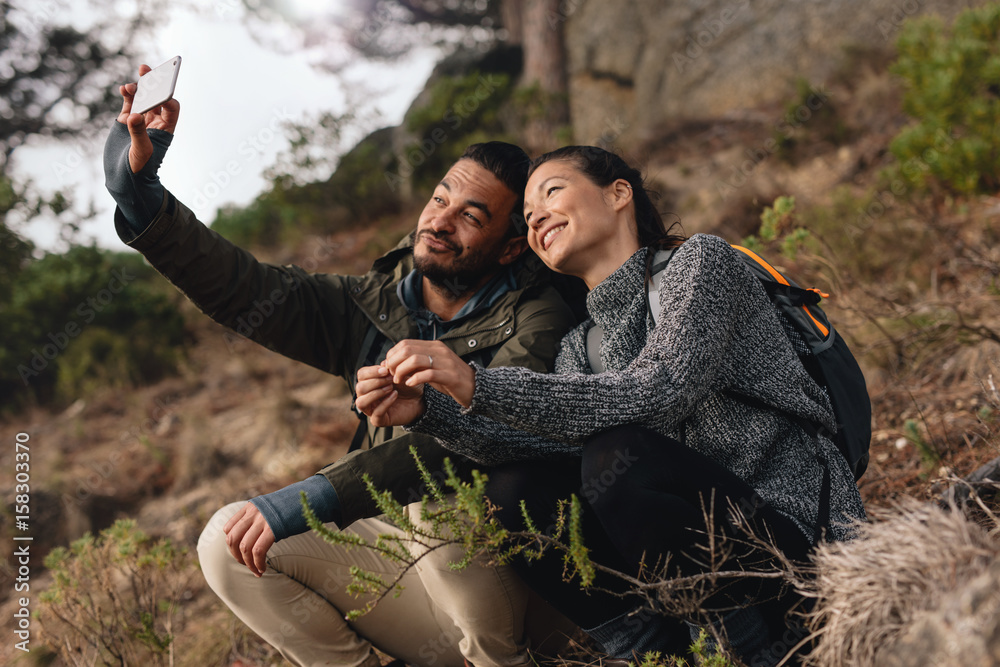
{"left": 411, "top": 234, "right": 866, "bottom": 542}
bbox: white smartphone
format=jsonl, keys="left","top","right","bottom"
{"left": 132, "top": 56, "right": 182, "bottom": 115}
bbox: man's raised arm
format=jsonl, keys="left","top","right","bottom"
{"left": 103, "top": 67, "right": 359, "bottom": 378}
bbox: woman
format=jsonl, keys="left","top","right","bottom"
{"left": 354, "top": 146, "right": 866, "bottom": 664}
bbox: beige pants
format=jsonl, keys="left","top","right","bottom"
{"left": 198, "top": 501, "right": 575, "bottom": 667}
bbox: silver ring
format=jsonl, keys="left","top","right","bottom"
{"left": 428, "top": 355, "right": 433, "bottom": 368}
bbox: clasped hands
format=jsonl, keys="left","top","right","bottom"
{"left": 355, "top": 340, "right": 476, "bottom": 427}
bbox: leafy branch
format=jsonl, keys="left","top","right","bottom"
{"left": 303, "top": 447, "right": 809, "bottom": 664}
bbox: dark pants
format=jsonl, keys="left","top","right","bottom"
{"left": 484, "top": 425, "right": 813, "bottom": 645}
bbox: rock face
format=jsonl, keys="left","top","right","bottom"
{"left": 564, "top": 0, "right": 989, "bottom": 149}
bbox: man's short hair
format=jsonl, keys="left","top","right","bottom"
{"left": 459, "top": 142, "right": 529, "bottom": 236}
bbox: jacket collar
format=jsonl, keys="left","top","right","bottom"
{"left": 396, "top": 265, "right": 517, "bottom": 339}
{"left": 351, "top": 232, "right": 552, "bottom": 343}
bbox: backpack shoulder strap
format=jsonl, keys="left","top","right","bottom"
{"left": 646, "top": 248, "right": 676, "bottom": 327}
{"left": 731, "top": 245, "right": 836, "bottom": 353}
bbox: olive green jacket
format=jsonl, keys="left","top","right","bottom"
{"left": 115, "top": 192, "right": 576, "bottom": 525}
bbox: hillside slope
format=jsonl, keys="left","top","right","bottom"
{"left": 3, "top": 52, "right": 1000, "bottom": 667}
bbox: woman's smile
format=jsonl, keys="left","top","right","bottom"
{"left": 542, "top": 224, "right": 567, "bottom": 250}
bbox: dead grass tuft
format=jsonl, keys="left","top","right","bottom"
{"left": 802, "top": 501, "right": 1000, "bottom": 666}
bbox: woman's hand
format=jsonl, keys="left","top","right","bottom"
{"left": 384, "top": 340, "right": 476, "bottom": 409}
{"left": 355, "top": 365, "right": 427, "bottom": 427}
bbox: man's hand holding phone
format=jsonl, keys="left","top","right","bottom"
{"left": 118, "top": 62, "right": 181, "bottom": 173}
{"left": 105, "top": 60, "right": 182, "bottom": 234}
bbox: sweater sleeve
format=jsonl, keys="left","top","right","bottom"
{"left": 406, "top": 324, "right": 591, "bottom": 466}
{"left": 426, "top": 236, "right": 749, "bottom": 459}
{"left": 409, "top": 386, "right": 580, "bottom": 466}
{"left": 479, "top": 238, "right": 738, "bottom": 436}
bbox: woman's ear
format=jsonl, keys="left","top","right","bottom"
{"left": 610, "top": 179, "right": 633, "bottom": 212}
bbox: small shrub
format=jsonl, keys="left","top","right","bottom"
{"left": 38, "top": 519, "right": 197, "bottom": 666}
{"left": 890, "top": 4, "right": 1000, "bottom": 195}
{"left": 742, "top": 195, "right": 811, "bottom": 259}
{"left": 773, "top": 79, "right": 847, "bottom": 163}
{"left": 305, "top": 449, "right": 776, "bottom": 665}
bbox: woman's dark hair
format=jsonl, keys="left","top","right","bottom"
{"left": 527, "top": 146, "right": 685, "bottom": 253}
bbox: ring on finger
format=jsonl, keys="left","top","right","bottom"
{"left": 428, "top": 355, "right": 433, "bottom": 368}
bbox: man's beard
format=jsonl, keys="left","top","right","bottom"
{"left": 413, "top": 231, "right": 503, "bottom": 300}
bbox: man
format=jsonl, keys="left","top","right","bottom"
{"left": 104, "top": 66, "right": 578, "bottom": 667}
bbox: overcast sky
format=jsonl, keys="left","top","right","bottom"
{"left": 12, "top": 2, "right": 437, "bottom": 253}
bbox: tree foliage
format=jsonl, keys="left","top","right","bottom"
{"left": 239, "top": 0, "right": 505, "bottom": 65}
{"left": 0, "top": 0, "right": 161, "bottom": 168}
{"left": 0, "top": 1, "right": 189, "bottom": 409}
{"left": 0, "top": 243, "right": 187, "bottom": 408}
{"left": 890, "top": 4, "right": 1000, "bottom": 195}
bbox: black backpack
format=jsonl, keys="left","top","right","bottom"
{"left": 730, "top": 245, "right": 872, "bottom": 480}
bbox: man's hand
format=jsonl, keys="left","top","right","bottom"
{"left": 355, "top": 364, "right": 427, "bottom": 427}
{"left": 223, "top": 503, "right": 275, "bottom": 577}
{"left": 117, "top": 64, "right": 180, "bottom": 173}
{"left": 384, "top": 340, "right": 476, "bottom": 408}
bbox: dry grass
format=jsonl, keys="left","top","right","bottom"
{"left": 801, "top": 500, "right": 1000, "bottom": 666}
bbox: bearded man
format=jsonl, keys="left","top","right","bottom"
{"left": 104, "top": 66, "right": 577, "bottom": 667}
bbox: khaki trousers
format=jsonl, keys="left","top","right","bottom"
{"left": 198, "top": 501, "right": 574, "bottom": 667}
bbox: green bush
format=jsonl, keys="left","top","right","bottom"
{"left": 773, "top": 79, "right": 847, "bottom": 163}
{"left": 0, "top": 242, "right": 187, "bottom": 408}
{"left": 890, "top": 4, "right": 1000, "bottom": 195}
{"left": 306, "top": 448, "right": 748, "bottom": 665}
{"left": 742, "top": 195, "right": 812, "bottom": 260}
{"left": 38, "top": 519, "right": 197, "bottom": 665}
{"left": 209, "top": 196, "right": 291, "bottom": 249}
